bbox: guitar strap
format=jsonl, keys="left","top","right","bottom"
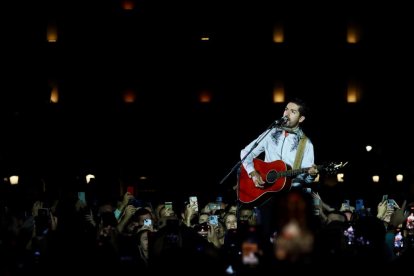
{"left": 292, "top": 134, "right": 308, "bottom": 170}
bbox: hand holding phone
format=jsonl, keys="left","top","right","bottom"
{"left": 189, "top": 196, "right": 199, "bottom": 212}
{"left": 78, "top": 192, "right": 86, "bottom": 205}
{"left": 355, "top": 199, "right": 364, "bottom": 211}
{"left": 313, "top": 198, "right": 321, "bottom": 216}
{"left": 208, "top": 202, "right": 220, "bottom": 211}
{"left": 387, "top": 199, "right": 398, "bottom": 208}
{"left": 144, "top": 218, "right": 152, "bottom": 227}
{"left": 340, "top": 200, "right": 350, "bottom": 212}
{"left": 164, "top": 201, "right": 174, "bottom": 216}
{"left": 127, "top": 186, "right": 135, "bottom": 196}
{"left": 209, "top": 215, "right": 219, "bottom": 226}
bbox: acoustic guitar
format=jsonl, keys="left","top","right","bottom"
{"left": 238, "top": 158, "right": 347, "bottom": 204}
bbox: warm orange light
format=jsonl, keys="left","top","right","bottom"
{"left": 199, "top": 90, "right": 212, "bottom": 103}
{"left": 347, "top": 81, "right": 361, "bottom": 103}
{"left": 123, "top": 89, "right": 136, "bottom": 103}
{"left": 347, "top": 24, "right": 361, "bottom": 44}
{"left": 122, "top": 0, "right": 135, "bottom": 10}
{"left": 50, "top": 88, "right": 59, "bottom": 103}
{"left": 50, "top": 82, "right": 59, "bottom": 103}
{"left": 273, "top": 82, "right": 285, "bottom": 103}
{"left": 47, "top": 24, "right": 58, "bottom": 43}
{"left": 273, "top": 25, "right": 284, "bottom": 43}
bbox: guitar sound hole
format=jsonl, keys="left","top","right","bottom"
{"left": 266, "top": 170, "right": 278, "bottom": 183}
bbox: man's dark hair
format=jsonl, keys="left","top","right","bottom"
{"left": 289, "top": 97, "right": 310, "bottom": 117}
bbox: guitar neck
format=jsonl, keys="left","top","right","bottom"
{"left": 283, "top": 164, "right": 323, "bottom": 178}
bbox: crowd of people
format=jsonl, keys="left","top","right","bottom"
{"left": 1, "top": 183, "right": 414, "bottom": 275}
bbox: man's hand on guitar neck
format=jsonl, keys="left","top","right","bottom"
{"left": 249, "top": 170, "right": 265, "bottom": 189}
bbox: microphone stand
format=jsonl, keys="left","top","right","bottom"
{"left": 219, "top": 119, "right": 282, "bottom": 185}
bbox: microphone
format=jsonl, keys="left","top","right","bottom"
{"left": 274, "top": 116, "right": 288, "bottom": 126}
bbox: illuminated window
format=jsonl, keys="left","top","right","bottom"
{"left": 122, "top": 0, "right": 135, "bottom": 10}
{"left": 123, "top": 89, "right": 136, "bottom": 103}
{"left": 47, "top": 23, "right": 58, "bottom": 43}
{"left": 347, "top": 23, "right": 361, "bottom": 44}
{"left": 347, "top": 80, "right": 361, "bottom": 103}
{"left": 273, "top": 24, "right": 284, "bottom": 43}
{"left": 273, "top": 82, "right": 285, "bottom": 103}
{"left": 199, "top": 90, "right": 212, "bottom": 103}
{"left": 49, "top": 81, "right": 59, "bottom": 103}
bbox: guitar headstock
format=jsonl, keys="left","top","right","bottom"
{"left": 323, "top": 161, "right": 348, "bottom": 174}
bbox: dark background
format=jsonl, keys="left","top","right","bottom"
{"left": 1, "top": 1, "right": 413, "bottom": 205}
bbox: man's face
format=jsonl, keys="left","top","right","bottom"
{"left": 239, "top": 210, "right": 253, "bottom": 221}
{"left": 283, "top": 102, "right": 304, "bottom": 128}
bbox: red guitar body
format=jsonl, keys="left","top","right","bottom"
{"left": 238, "top": 159, "right": 292, "bottom": 204}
